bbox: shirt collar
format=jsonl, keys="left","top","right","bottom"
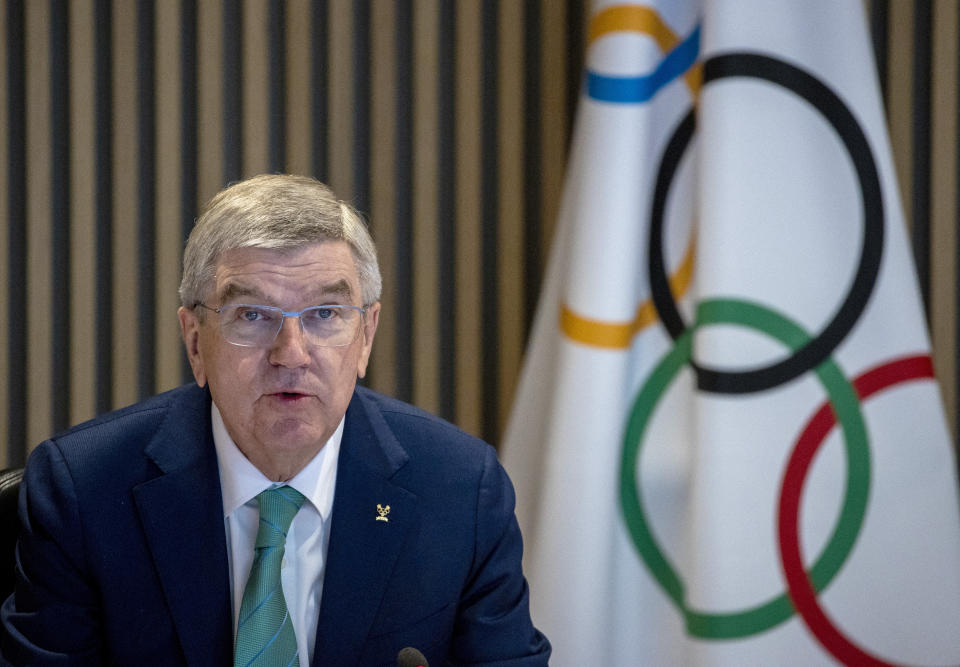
{"left": 211, "top": 402, "right": 343, "bottom": 521}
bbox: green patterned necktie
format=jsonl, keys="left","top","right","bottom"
{"left": 234, "top": 486, "right": 307, "bottom": 667}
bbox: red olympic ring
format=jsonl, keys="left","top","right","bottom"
{"left": 778, "top": 354, "right": 952, "bottom": 666}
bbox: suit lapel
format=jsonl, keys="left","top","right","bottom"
{"left": 133, "top": 386, "right": 233, "bottom": 666}
{"left": 312, "top": 390, "right": 417, "bottom": 666}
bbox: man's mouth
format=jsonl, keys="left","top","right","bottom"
{"left": 271, "top": 391, "right": 309, "bottom": 402}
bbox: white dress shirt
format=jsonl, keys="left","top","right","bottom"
{"left": 211, "top": 403, "right": 342, "bottom": 665}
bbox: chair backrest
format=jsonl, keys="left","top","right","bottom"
{"left": 0, "top": 468, "right": 23, "bottom": 601}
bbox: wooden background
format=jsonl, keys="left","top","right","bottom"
{"left": 0, "top": 0, "right": 956, "bottom": 466}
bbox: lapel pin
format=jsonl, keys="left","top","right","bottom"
{"left": 376, "top": 504, "right": 391, "bottom": 522}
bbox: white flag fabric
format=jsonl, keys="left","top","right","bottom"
{"left": 501, "top": 1, "right": 960, "bottom": 665}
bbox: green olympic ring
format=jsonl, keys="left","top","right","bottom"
{"left": 620, "top": 298, "right": 870, "bottom": 639}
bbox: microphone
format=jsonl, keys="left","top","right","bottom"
{"left": 396, "top": 646, "right": 429, "bottom": 667}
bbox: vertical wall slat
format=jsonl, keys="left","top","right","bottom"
{"left": 26, "top": 0, "right": 53, "bottom": 449}
{"left": 326, "top": 1, "right": 354, "bottom": 201}
{"left": 480, "top": 0, "right": 499, "bottom": 444}
{"left": 6, "top": 0, "right": 27, "bottom": 464}
{"left": 352, "top": 0, "right": 371, "bottom": 218}
{"left": 111, "top": 0, "right": 138, "bottom": 410}
{"left": 437, "top": 0, "right": 456, "bottom": 424}
{"left": 454, "top": 0, "right": 482, "bottom": 436}
{"left": 539, "top": 0, "right": 570, "bottom": 265}
{"left": 94, "top": 0, "right": 114, "bottom": 411}
{"left": 523, "top": 0, "right": 542, "bottom": 336}
{"left": 155, "top": 0, "right": 184, "bottom": 394}
{"left": 565, "top": 0, "right": 585, "bottom": 146}
{"left": 136, "top": 0, "right": 156, "bottom": 399}
{"left": 284, "top": 0, "right": 311, "bottom": 176}
{"left": 411, "top": 0, "right": 440, "bottom": 416}
{"left": 268, "top": 0, "right": 285, "bottom": 173}
{"left": 222, "top": 0, "right": 242, "bottom": 184}
{"left": 912, "top": 0, "right": 932, "bottom": 318}
{"left": 51, "top": 0, "right": 71, "bottom": 432}
{"left": 310, "top": 0, "right": 328, "bottom": 182}
{"left": 497, "top": 0, "right": 524, "bottom": 439}
{"left": 241, "top": 0, "right": 268, "bottom": 175}
{"left": 68, "top": 0, "right": 96, "bottom": 427}
{"left": 196, "top": 0, "right": 223, "bottom": 203}
{"left": 367, "top": 0, "right": 395, "bottom": 397}
{"left": 0, "top": 0, "right": 7, "bottom": 465}
{"left": 180, "top": 0, "right": 197, "bottom": 246}
{"left": 0, "top": 1, "right": 10, "bottom": 465}
{"left": 180, "top": 0, "right": 197, "bottom": 381}
{"left": 928, "top": 0, "right": 958, "bottom": 442}
{"left": 870, "top": 0, "right": 890, "bottom": 106}
{"left": 956, "top": 0, "right": 960, "bottom": 441}
{"left": 394, "top": 0, "right": 413, "bottom": 404}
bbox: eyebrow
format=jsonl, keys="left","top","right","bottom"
{"left": 216, "top": 279, "right": 354, "bottom": 305}
{"left": 217, "top": 283, "right": 263, "bottom": 305}
{"left": 319, "top": 279, "right": 354, "bottom": 300}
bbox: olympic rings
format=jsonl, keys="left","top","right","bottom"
{"left": 587, "top": 25, "right": 700, "bottom": 103}
{"left": 620, "top": 297, "right": 869, "bottom": 638}
{"left": 561, "top": 8, "right": 701, "bottom": 349}
{"left": 608, "top": 21, "right": 946, "bottom": 663}
{"left": 648, "top": 53, "right": 885, "bottom": 394}
{"left": 586, "top": 5, "right": 702, "bottom": 101}
{"left": 560, "top": 238, "right": 695, "bottom": 349}
{"left": 779, "top": 355, "right": 937, "bottom": 666}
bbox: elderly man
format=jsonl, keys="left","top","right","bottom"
{"left": 0, "top": 175, "right": 550, "bottom": 665}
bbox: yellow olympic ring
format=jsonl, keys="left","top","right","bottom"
{"left": 588, "top": 5, "right": 702, "bottom": 96}
{"left": 561, "top": 236, "right": 696, "bottom": 349}
{"left": 561, "top": 5, "right": 700, "bottom": 349}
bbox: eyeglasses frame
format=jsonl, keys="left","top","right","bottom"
{"left": 193, "top": 302, "right": 367, "bottom": 348}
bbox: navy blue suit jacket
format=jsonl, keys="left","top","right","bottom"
{"left": 0, "top": 383, "right": 550, "bottom": 665}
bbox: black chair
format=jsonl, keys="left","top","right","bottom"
{"left": 0, "top": 468, "right": 23, "bottom": 601}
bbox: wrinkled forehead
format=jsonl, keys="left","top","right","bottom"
{"left": 209, "top": 243, "right": 362, "bottom": 305}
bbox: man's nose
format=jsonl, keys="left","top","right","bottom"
{"left": 268, "top": 315, "right": 312, "bottom": 367}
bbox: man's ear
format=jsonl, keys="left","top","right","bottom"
{"left": 356, "top": 301, "right": 380, "bottom": 379}
{"left": 178, "top": 306, "right": 208, "bottom": 387}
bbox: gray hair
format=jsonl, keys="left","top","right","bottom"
{"left": 179, "top": 174, "right": 382, "bottom": 308}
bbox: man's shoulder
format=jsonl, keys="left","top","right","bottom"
{"left": 353, "top": 386, "right": 488, "bottom": 453}
{"left": 36, "top": 384, "right": 208, "bottom": 469}
{"left": 54, "top": 384, "right": 203, "bottom": 439}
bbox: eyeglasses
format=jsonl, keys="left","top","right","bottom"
{"left": 195, "top": 303, "right": 366, "bottom": 348}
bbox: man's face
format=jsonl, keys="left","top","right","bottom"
{"left": 178, "top": 241, "right": 380, "bottom": 480}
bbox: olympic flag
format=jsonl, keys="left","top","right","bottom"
{"left": 501, "top": 1, "right": 960, "bottom": 665}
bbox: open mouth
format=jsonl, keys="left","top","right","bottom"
{"left": 273, "top": 391, "right": 308, "bottom": 401}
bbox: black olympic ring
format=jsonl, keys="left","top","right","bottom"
{"left": 648, "top": 52, "right": 884, "bottom": 394}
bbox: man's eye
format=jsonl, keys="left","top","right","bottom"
{"left": 236, "top": 307, "right": 271, "bottom": 322}
{"left": 310, "top": 307, "right": 338, "bottom": 320}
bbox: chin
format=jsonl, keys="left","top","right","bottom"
{"left": 265, "top": 419, "right": 325, "bottom": 447}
